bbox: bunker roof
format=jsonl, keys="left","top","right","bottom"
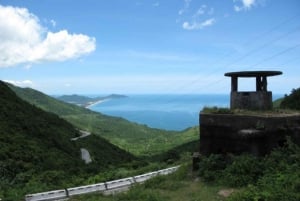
{"left": 224, "top": 71, "right": 282, "bottom": 77}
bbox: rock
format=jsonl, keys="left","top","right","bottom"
{"left": 81, "top": 148, "right": 92, "bottom": 164}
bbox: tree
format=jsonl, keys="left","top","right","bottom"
{"left": 280, "top": 87, "right": 300, "bottom": 110}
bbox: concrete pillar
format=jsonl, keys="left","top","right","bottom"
{"left": 262, "top": 76, "right": 267, "bottom": 91}
{"left": 256, "top": 76, "right": 261, "bottom": 91}
{"left": 231, "top": 76, "right": 238, "bottom": 92}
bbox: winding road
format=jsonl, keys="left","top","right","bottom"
{"left": 71, "top": 130, "right": 91, "bottom": 141}
{"left": 71, "top": 130, "right": 93, "bottom": 164}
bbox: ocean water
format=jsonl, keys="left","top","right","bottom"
{"left": 89, "top": 94, "right": 283, "bottom": 131}
{"left": 89, "top": 94, "right": 230, "bottom": 131}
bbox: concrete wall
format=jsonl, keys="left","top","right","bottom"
{"left": 199, "top": 113, "right": 300, "bottom": 156}
{"left": 230, "top": 91, "right": 272, "bottom": 110}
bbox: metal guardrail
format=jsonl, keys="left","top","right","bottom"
{"left": 25, "top": 166, "right": 180, "bottom": 201}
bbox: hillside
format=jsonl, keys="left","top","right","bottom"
{"left": 57, "top": 94, "right": 98, "bottom": 106}
{"left": 8, "top": 83, "right": 198, "bottom": 156}
{"left": 7, "top": 84, "right": 90, "bottom": 116}
{"left": 0, "top": 81, "right": 134, "bottom": 200}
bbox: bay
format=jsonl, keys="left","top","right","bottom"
{"left": 89, "top": 94, "right": 230, "bottom": 131}
{"left": 89, "top": 94, "right": 283, "bottom": 131}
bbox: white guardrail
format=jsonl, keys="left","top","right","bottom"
{"left": 25, "top": 166, "right": 180, "bottom": 201}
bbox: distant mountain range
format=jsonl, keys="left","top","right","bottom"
{"left": 56, "top": 94, "right": 128, "bottom": 107}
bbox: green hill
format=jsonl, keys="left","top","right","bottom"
{"left": 0, "top": 81, "right": 134, "bottom": 200}
{"left": 7, "top": 84, "right": 90, "bottom": 116}
{"left": 57, "top": 94, "right": 98, "bottom": 106}
{"left": 8, "top": 83, "right": 198, "bottom": 156}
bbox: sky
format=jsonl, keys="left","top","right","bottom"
{"left": 0, "top": 0, "right": 299, "bottom": 95}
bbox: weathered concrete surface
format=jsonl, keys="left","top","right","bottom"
{"left": 199, "top": 113, "right": 300, "bottom": 156}
{"left": 230, "top": 91, "right": 272, "bottom": 110}
{"left": 224, "top": 70, "right": 282, "bottom": 110}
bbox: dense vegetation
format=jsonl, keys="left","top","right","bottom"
{"left": 8, "top": 83, "right": 198, "bottom": 156}
{"left": 0, "top": 82, "right": 199, "bottom": 200}
{"left": 70, "top": 163, "right": 226, "bottom": 201}
{"left": 3, "top": 81, "right": 299, "bottom": 200}
{"left": 0, "top": 81, "right": 135, "bottom": 200}
{"left": 280, "top": 87, "right": 300, "bottom": 110}
{"left": 198, "top": 138, "right": 300, "bottom": 201}
{"left": 67, "top": 93, "right": 300, "bottom": 201}
{"left": 69, "top": 138, "right": 300, "bottom": 201}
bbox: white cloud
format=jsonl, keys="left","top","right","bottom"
{"left": 194, "top": 5, "right": 207, "bottom": 17}
{"left": 183, "top": 18, "right": 216, "bottom": 30}
{"left": 29, "top": 30, "right": 95, "bottom": 62}
{"left": 179, "top": 3, "right": 216, "bottom": 31}
{"left": 0, "top": 5, "right": 96, "bottom": 68}
{"left": 4, "top": 79, "right": 34, "bottom": 87}
{"left": 178, "top": 0, "right": 192, "bottom": 15}
{"left": 193, "top": 5, "right": 215, "bottom": 17}
{"left": 242, "top": 0, "right": 256, "bottom": 8}
{"left": 233, "top": 0, "right": 256, "bottom": 12}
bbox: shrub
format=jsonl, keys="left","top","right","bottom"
{"left": 228, "top": 138, "right": 300, "bottom": 201}
{"left": 144, "top": 174, "right": 182, "bottom": 191}
{"left": 116, "top": 185, "right": 166, "bottom": 201}
{"left": 223, "top": 154, "right": 264, "bottom": 187}
{"left": 202, "top": 107, "right": 233, "bottom": 114}
{"left": 198, "top": 154, "right": 228, "bottom": 182}
{"left": 280, "top": 87, "right": 300, "bottom": 110}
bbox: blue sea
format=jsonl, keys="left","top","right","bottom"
{"left": 89, "top": 94, "right": 228, "bottom": 131}
{"left": 89, "top": 94, "right": 283, "bottom": 131}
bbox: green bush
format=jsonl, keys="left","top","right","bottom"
{"left": 198, "top": 138, "right": 300, "bottom": 200}
{"left": 229, "top": 139, "right": 300, "bottom": 200}
{"left": 280, "top": 87, "right": 300, "bottom": 110}
{"left": 223, "top": 154, "right": 264, "bottom": 187}
{"left": 198, "top": 154, "right": 228, "bottom": 182}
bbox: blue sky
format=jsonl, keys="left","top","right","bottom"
{"left": 0, "top": 0, "right": 299, "bottom": 94}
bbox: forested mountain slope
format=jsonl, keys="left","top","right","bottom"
{"left": 8, "top": 83, "right": 198, "bottom": 156}
{"left": 0, "top": 81, "right": 134, "bottom": 200}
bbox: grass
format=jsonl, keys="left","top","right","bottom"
{"left": 69, "top": 164, "right": 227, "bottom": 201}
{"left": 64, "top": 112, "right": 199, "bottom": 156}
{"left": 201, "top": 106, "right": 300, "bottom": 117}
{"left": 72, "top": 138, "right": 300, "bottom": 201}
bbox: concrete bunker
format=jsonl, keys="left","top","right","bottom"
{"left": 198, "top": 71, "right": 300, "bottom": 158}
{"left": 224, "top": 71, "right": 282, "bottom": 110}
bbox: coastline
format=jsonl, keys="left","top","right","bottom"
{"left": 85, "top": 99, "right": 110, "bottom": 108}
